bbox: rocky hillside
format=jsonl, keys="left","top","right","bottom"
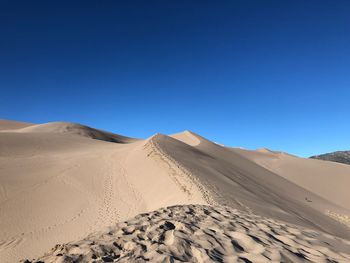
{"left": 310, "top": 151, "right": 350, "bottom": 165}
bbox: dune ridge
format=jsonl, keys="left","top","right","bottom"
{"left": 170, "top": 130, "right": 201, "bottom": 146}
{"left": 14, "top": 122, "right": 137, "bottom": 143}
{"left": 145, "top": 133, "right": 215, "bottom": 205}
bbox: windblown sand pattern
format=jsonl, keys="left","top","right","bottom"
{"left": 325, "top": 210, "right": 350, "bottom": 228}
{"left": 27, "top": 205, "right": 350, "bottom": 263}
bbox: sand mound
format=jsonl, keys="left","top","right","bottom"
{"left": 255, "top": 148, "right": 294, "bottom": 157}
{"left": 16, "top": 122, "right": 137, "bottom": 143}
{"left": 170, "top": 130, "right": 201, "bottom": 146}
{"left": 26, "top": 205, "right": 350, "bottom": 263}
{"left": 232, "top": 147, "right": 350, "bottom": 211}
{"left": 0, "top": 120, "right": 34, "bottom": 130}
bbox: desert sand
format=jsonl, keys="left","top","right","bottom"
{"left": 31, "top": 205, "right": 350, "bottom": 263}
{"left": 0, "top": 120, "right": 349, "bottom": 262}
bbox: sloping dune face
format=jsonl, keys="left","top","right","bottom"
{"left": 15, "top": 122, "right": 137, "bottom": 143}
{"left": 166, "top": 132, "right": 350, "bottom": 238}
{"left": 1, "top": 122, "right": 350, "bottom": 262}
{"left": 170, "top": 130, "right": 201, "bottom": 146}
{"left": 0, "top": 120, "right": 34, "bottom": 130}
{"left": 231, "top": 147, "right": 350, "bottom": 211}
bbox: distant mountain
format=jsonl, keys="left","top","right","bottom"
{"left": 310, "top": 151, "right": 350, "bottom": 165}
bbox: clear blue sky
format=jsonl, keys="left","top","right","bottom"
{"left": 1, "top": 0, "right": 349, "bottom": 157}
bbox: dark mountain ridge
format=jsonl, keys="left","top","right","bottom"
{"left": 310, "top": 151, "right": 350, "bottom": 165}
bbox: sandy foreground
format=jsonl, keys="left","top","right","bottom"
{"left": 29, "top": 205, "right": 350, "bottom": 263}
{"left": 0, "top": 120, "right": 349, "bottom": 262}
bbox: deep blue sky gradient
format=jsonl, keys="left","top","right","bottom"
{"left": 1, "top": 0, "right": 350, "bottom": 157}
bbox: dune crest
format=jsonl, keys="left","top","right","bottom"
{"left": 170, "top": 130, "right": 201, "bottom": 146}
{"left": 16, "top": 121, "right": 137, "bottom": 143}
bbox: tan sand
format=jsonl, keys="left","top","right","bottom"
{"left": 0, "top": 120, "right": 349, "bottom": 262}
{"left": 231, "top": 147, "right": 350, "bottom": 210}
{"left": 0, "top": 120, "right": 33, "bottom": 130}
{"left": 30, "top": 205, "right": 350, "bottom": 263}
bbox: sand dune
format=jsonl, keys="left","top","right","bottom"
{"left": 167, "top": 132, "right": 350, "bottom": 238}
{"left": 0, "top": 120, "right": 33, "bottom": 130}
{"left": 0, "top": 120, "right": 350, "bottom": 262}
{"left": 0, "top": 122, "right": 205, "bottom": 262}
{"left": 14, "top": 122, "right": 137, "bottom": 143}
{"left": 231, "top": 147, "right": 350, "bottom": 211}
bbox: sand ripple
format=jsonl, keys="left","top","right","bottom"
{"left": 25, "top": 205, "right": 350, "bottom": 263}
